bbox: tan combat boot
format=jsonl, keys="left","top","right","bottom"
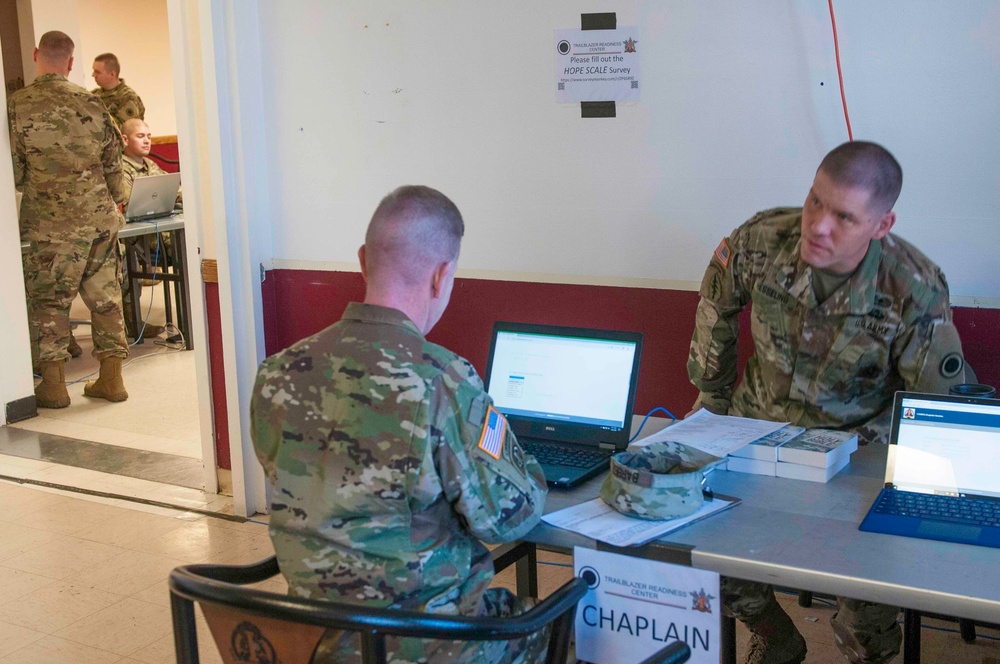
{"left": 83, "top": 356, "right": 129, "bottom": 402}
{"left": 35, "top": 361, "right": 71, "bottom": 409}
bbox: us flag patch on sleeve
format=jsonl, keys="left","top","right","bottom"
{"left": 713, "top": 237, "right": 732, "bottom": 269}
{"left": 477, "top": 405, "right": 506, "bottom": 459}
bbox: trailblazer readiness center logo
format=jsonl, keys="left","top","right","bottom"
{"left": 578, "top": 566, "right": 714, "bottom": 616}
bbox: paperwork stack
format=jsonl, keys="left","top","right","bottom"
{"left": 775, "top": 429, "right": 858, "bottom": 482}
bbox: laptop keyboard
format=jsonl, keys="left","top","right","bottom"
{"left": 520, "top": 439, "right": 614, "bottom": 468}
{"left": 874, "top": 490, "right": 1000, "bottom": 527}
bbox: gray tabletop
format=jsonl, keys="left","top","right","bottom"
{"left": 525, "top": 417, "right": 1000, "bottom": 623}
{"left": 118, "top": 213, "right": 185, "bottom": 239}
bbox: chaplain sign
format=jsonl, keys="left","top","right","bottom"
{"left": 554, "top": 27, "right": 641, "bottom": 103}
{"left": 574, "top": 547, "right": 720, "bottom": 664}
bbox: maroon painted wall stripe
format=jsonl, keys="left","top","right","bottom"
{"left": 261, "top": 270, "right": 999, "bottom": 419}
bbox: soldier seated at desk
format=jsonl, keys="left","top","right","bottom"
{"left": 250, "top": 185, "right": 548, "bottom": 664}
{"left": 120, "top": 118, "right": 182, "bottom": 338}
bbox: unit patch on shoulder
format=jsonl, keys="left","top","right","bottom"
{"left": 477, "top": 405, "right": 506, "bottom": 459}
{"left": 713, "top": 237, "right": 732, "bottom": 269}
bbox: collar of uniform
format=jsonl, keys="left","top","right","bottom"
{"left": 342, "top": 302, "right": 423, "bottom": 337}
{"left": 34, "top": 73, "right": 65, "bottom": 83}
{"left": 123, "top": 154, "right": 147, "bottom": 171}
{"left": 792, "top": 238, "right": 881, "bottom": 315}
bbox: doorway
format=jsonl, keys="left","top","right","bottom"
{"left": 0, "top": 0, "right": 225, "bottom": 514}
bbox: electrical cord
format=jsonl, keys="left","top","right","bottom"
{"left": 629, "top": 406, "right": 679, "bottom": 443}
{"left": 828, "top": 0, "right": 853, "bottom": 141}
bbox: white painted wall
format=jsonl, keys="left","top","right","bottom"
{"left": 78, "top": 0, "right": 178, "bottom": 135}
{"left": 17, "top": 0, "right": 84, "bottom": 86}
{"left": 254, "top": 1, "right": 1000, "bottom": 300}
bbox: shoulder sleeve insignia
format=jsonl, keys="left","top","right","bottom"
{"left": 477, "top": 405, "right": 506, "bottom": 459}
{"left": 713, "top": 237, "right": 732, "bottom": 269}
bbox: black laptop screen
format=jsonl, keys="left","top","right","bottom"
{"left": 485, "top": 325, "right": 641, "bottom": 434}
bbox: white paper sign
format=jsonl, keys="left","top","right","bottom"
{"left": 574, "top": 547, "right": 720, "bottom": 664}
{"left": 554, "top": 27, "right": 641, "bottom": 103}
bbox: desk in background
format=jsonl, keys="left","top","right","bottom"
{"left": 526, "top": 417, "right": 1000, "bottom": 664}
{"left": 119, "top": 215, "right": 193, "bottom": 350}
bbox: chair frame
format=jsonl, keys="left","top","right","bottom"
{"left": 169, "top": 553, "right": 585, "bottom": 664}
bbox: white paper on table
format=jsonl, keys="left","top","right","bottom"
{"left": 541, "top": 496, "right": 739, "bottom": 547}
{"left": 631, "top": 409, "right": 789, "bottom": 457}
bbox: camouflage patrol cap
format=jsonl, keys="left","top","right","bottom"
{"left": 600, "top": 441, "right": 725, "bottom": 520}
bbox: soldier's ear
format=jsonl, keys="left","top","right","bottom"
{"left": 357, "top": 245, "right": 368, "bottom": 282}
{"left": 67, "top": 55, "right": 74, "bottom": 74}
{"left": 872, "top": 210, "right": 896, "bottom": 240}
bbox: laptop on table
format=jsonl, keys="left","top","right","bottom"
{"left": 860, "top": 391, "right": 1000, "bottom": 548}
{"left": 484, "top": 322, "right": 643, "bottom": 489}
{"left": 124, "top": 172, "right": 181, "bottom": 222}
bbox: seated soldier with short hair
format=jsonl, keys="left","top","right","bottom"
{"left": 251, "top": 185, "right": 548, "bottom": 664}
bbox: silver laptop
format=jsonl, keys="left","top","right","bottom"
{"left": 860, "top": 391, "right": 1000, "bottom": 548}
{"left": 124, "top": 173, "right": 181, "bottom": 222}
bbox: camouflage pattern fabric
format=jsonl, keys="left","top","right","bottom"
{"left": 10, "top": 73, "right": 125, "bottom": 243}
{"left": 600, "top": 441, "right": 724, "bottom": 520}
{"left": 688, "top": 208, "right": 966, "bottom": 446}
{"left": 23, "top": 232, "right": 128, "bottom": 362}
{"left": 92, "top": 79, "right": 144, "bottom": 128}
{"left": 251, "top": 303, "right": 548, "bottom": 664}
{"left": 9, "top": 73, "right": 128, "bottom": 363}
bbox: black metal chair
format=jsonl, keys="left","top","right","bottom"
{"left": 169, "top": 547, "right": 692, "bottom": 664}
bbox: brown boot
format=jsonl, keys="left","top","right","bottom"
{"left": 68, "top": 333, "right": 83, "bottom": 358}
{"left": 83, "top": 356, "right": 129, "bottom": 402}
{"left": 744, "top": 601, "right": 807, "bottom": 664}
{"left": 35, "top": 361, "right": 71, "bottom": 409}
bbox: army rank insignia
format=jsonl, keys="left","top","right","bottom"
{"left": 477, "top": 405, "right": 506, "bottom": 459}
{"left": 713, "top": 237, "right": 731, "bottom": 269}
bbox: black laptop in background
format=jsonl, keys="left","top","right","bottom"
{"left": 860, "top": 391, "right": 1000, "bottom": 548}
{"left": 484, "top": 322, "right": 643, "bottom": 488}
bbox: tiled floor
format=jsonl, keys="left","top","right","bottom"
{"left": 15, "top": 291, "right": 203, "bottom": 460}
{"left": 0, "top": 479, "right": 268, "bottom": 663}
{"left": 1, "top": 478, "right": 997, "bottom": 663}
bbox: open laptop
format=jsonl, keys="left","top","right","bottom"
{"left": 484, "top": 322, "right": 642, "bottom": 488}
{"left": 124, "top": 172, "right": 181, "bottom": 222}
{"left": 860, "top": 391, "right": 1000, "bottom": 548}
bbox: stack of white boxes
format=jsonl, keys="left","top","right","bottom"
{"left": 727, "top": 426, "right": 858, "bottom": 483}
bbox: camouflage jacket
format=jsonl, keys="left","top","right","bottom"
{"left": 91, "top": 79, "right": 144, "bottom": 128}
{"left": 9, "top": 73, "right": 125, "bottom": 243}
{"left": 688, "top": 208, "right": 966, "bottom": 444}
{"left": 251, "top": 303, "right": 546, "bottom": 618}
{"left": 122, "top": 154, "right": 182, "bottom": 212}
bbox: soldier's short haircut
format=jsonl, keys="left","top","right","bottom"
{"left": 819, "top": 141, "right": 903, "bottom": 213}
{"left": 121, "top": 118, "right": 148, "bottom": 137}
{"left": 94, "top": 53, "right": 121, "bottom": 76}
{"left": 366, "top": 186, "right": 465, "bottom": 285}
{"left": 37, "top": 31, "right": 75, "bottom": 62}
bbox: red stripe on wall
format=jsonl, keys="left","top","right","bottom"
{"left": 263, "top": 270, "right": 745, "bottom": 417}
{"left": 263, "top": 270, "right": 1000, "bottom": 417}
{"left": 205, "top": 282, "right": 231, "bottom": 470}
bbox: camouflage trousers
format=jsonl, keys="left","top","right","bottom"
{"left": 722, "top": 578, "right": 901, "bottom": 663}
{"left": 312, "top": 588, "right": 548, "bottom": 664}
{"left": 23, "top": 232, "right": 129, "bottom": 363}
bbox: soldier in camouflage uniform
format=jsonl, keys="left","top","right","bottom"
{"left": 120, "top": 118, "right": 180, "bottom": 336}
{"left": 91, "top": 53, "right": 144, "bottom": 129}
{"left": 687, "top": 142, "right": 967, "bottom": 664}
{"left": 9, "top": 31, "right": 130, "bottom": 408}
{"left": 251, "top": 185, "right": 548, "bottom": 664}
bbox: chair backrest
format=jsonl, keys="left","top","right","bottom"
{"left": 169, "top": 556, "right": 587, "bottom": 664}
